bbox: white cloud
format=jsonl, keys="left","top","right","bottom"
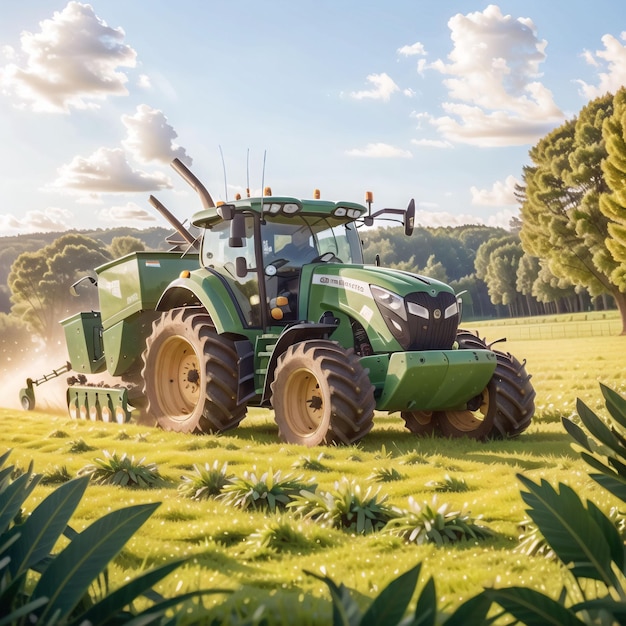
{"left": 577, "top": 32, "right": 626, "bottom": 99}
{"left": 470, "top": 175, "right": 520, "bottom": 206}
{"left": 53, "top": 147, "right": 172, "bottom": 193}
{"left": 137, "top": 74, "right": 152, "bottom": 89}
{"left": 1, "top": 45, "right": 16, "bottom": 61}
{"left": 99, "top": 202, "right": 157, "bottom": 224}
{"left": 0, "top": 206, "right": 73, "bottom": 233}
{"left": 0, "top": 1, "right": 136, "bottom": 112}
{"left": 345, "top": 143, "right": 412, "bottom": 158}
{"left": 397, "top": 42, "right": 427, "bottom": 57}
{"left": 350, "top": 73, "right": 399, "bottom": 102}
{"left": 411, "top": 138, "right": 453, "bottom": 149}
{"left": 428, "top": 5, "right": 563, "bottom": 146}
{"left": 122, "top": 104, "right": 192, "bottom": 165}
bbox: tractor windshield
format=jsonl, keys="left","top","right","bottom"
{"left": 261, "top": 216, "right": 362, "bottom": 267}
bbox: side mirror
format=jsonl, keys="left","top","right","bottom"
{"left": 229, "top": 213, "right": 246, "bottom": 247}
{"left": 404, "top": 199, "right": 415, "bottom": 237}
{"left": 363, "top": 216, "right": 374, "bottom": 227}
{"left": 235, "top": 256, "right": 248, "bottom": 278}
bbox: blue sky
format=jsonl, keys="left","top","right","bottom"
{"left": 0, "top": 1, "right": 625, "bottom": 236}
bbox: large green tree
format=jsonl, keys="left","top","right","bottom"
{"left": 8, "top": 234, "right": 111, "bottom": 340}
{"left": 519, "top": 93, "right": 626, "bottom": 333}
{"left": 600, "top": 87, "right": 626, "bottom": 306}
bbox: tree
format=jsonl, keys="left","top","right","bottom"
{"left": 109, "top": 235, "right": 146, "bottom": 258}
{"left": 483, "top": 240, "right": 525, "bottom": 317}
{"left": 599, "top": 87, "right": 626, "bottom": 314}
{"left": 520, "top": 93, "right": 626, "bottom": 333}
{"left": 8, "top": 234, "right": 111, "bottom": 340}
{"left": 416, "top": 254, "right": 448, "bottom": 283}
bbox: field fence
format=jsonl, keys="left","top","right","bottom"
{"left": 477, "top": 319, "right": 623, "bottom": 341}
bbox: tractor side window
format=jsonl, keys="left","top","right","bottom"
{"left": 201, "top": 218, "right": 261, "bottom": 327}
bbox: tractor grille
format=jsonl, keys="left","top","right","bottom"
{"left": 405, "top": 291, "right": 459, "bottom": 351}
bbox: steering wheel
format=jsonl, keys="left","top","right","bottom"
{"left": 311, "top": 252, "right": 342, "bottom": 263}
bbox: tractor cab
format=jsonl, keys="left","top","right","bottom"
{"left": 196, "top": 199, "right": 364, "bottom": 327}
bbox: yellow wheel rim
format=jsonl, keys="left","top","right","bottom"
{"left": 443, "top": 389, "right": 490, "bottom": 432}
{"left": 283, "top": 368, "right": 324, "bottom": 438}
{"left": 154, "top": 335, "right": 201, "bottom": 418}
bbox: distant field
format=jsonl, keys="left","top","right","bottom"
{"left": 1, "top": 313, "right": 625, "bottom": 622}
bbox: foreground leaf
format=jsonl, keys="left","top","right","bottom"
{"left": 413, "top": 576, "right": 436, "bottom": 626}
{"left": 601, "top": 383, "right": 626, "bottom": 430}
{"left": 442, "top": 591, "right": 495, "bottom": 626}
{"left": 485, "top": 587, "right": 587, "bottom": 626}
{"left": 361, "top": 562, "right": 421, "bottom": 625}
{"left": 31, "top": 502, "right": 160, "bottom": 623}
{"left": 6, "top": 475, "right": 89, "bottom": 577}
{"left": 517, "top": 474, "right": 616, "bottom": 586}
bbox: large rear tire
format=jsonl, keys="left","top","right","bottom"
{"left": 436, "top": 330, "right": 535, "bottom": 440}
{"left": 141, "top": 308, "right": 246, "bottom": 433}
{"left": 271, "top": 340, "right": 375, "bottom": 447}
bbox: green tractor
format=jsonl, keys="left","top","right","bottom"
{"left": 20, "top": 159, "right": 535, "bottom": 446}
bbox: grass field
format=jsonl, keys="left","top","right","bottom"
{"left": 1, "top": 312, "right": 625, "bottom": 622}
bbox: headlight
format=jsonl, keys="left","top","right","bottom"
{"left": 370, "top": 286, "right": 410, "bottom": 347}
{"left": 370, "top": 286, "right": 407, "bottom": 320}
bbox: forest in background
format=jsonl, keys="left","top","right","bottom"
{"left": 0, "top": 219, "right": 613, "bottom": 336}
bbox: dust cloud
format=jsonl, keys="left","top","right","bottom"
{"left": 0, "top": 338, "right": 69, "bottom": 412}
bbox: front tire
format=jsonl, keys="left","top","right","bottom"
{"left": 401, "top": 410, "right": 437, "bottom": 436}
{"left": 141, "top": 308, "right": 246, "bottom": 433}
{"left": 271, "top": 340, "right": 375, "bottom": 446}
{"left": 436, "top": 330, "right": 535, "bottom": 440}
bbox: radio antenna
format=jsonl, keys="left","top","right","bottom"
{"left": 219, "top": 145, "right": 228, "bottom": 201}
{"left": 246, "top": 148, "right": 250, "bottom": 198}
{"left": 260, "top": 150, "right": 267, "bottom": 211}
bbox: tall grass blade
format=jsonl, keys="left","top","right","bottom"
{"left": 517, "top": 475, "right": 615, "bottom": 586}
{"left": 305, "top": 570, "right": 360, "bottom": 626}
{"left": 484, "top": 587, "right": 587, "bottom": 626}
{"left": 6, "top": 475, "right": 89, "bottom": 577}
{"left": 31, "top": 502, "right": 159, "bottom": 623}
{"left": 360, "top": 562, "right": 421, "bottom": 625}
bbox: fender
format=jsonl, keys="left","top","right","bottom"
{"left": 261, "top": 321, "right": 337, "bottom": 404}
{"left": 155, "top": 273, "right": 247, "bottom": 335}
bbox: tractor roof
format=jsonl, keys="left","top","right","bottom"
{"left": 191, "top": 196, "right": 368, "bottom": 228}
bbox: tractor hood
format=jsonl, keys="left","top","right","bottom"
{"left": 305, "top": 263, "right": 461, "bottom": 353}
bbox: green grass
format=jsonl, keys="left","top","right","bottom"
{"left": 2, "top": 313, "right": 626, "bottom": 620}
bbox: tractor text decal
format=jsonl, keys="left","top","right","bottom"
{"left": 312, "top": 275, "right": 370, "bottom": 295}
